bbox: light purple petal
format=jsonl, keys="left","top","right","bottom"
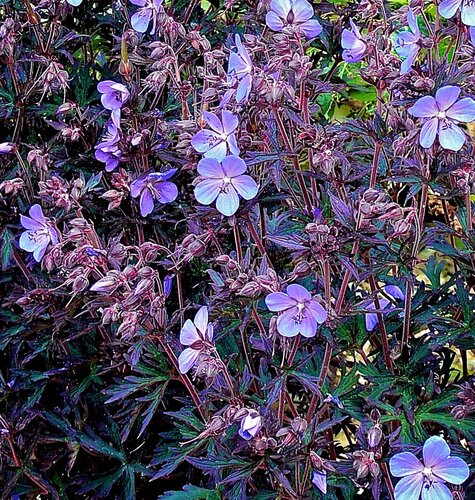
{"left": 194, "top": 306, "right": 208, "bottom": 337}
{"left": 298, "top": 314, "right": 317, "bottom": 337}
{"left": 276, "top": 307, "right": 301, "bottom": 337}
{"left": 407, "top": 9, "right": 420, "bottom": 36}
{"left": 216, "top": 186, "right": 240, "bottom": 216}
{"left": 157, "top": 182, "right": 178, "bottom": 204}
{"left": 419, "top": 117, "right": 439, "bottom": 148}
{"left": 471, "top": 27, "right": 475, "bottom": 45}
{"left": 33, "top": 240, "right": 49, "bottom": 262}
{"left": 270, "top": 0, "right": 291, "bottom": 19}
{"left": 197, "top": 158, "right": 224, "bottom": 178}
{"left": 286, "top": 283, "right": 311, "bottom": 302}
{"left": 49, "top": 227, "right": 59, "bottom": 246}
{"left": 222, "top": 155, "right": 247, "bottom": 177}
{"left": 229, "top": 52, "right": 249, "bottom": 75}
{"left": 292, "top": 0, "right": 314, "bottom": 23}
{"left": 421, "top": 480, "right": 453, "bottom": 500}
{"left": 204, "top": 141, "right": 228, "bottom": 161}
{"left": 222, "top": 110, "right": 239, "bottom": 135}
{"left": 433, "top": 457, "right": 470, "bottom": 485}
{"left": 312, "top": 471, "right": 327, "bottom": 495}
{"left": 408, "top": 96, "right": 438, "bottom": 118}
{"left": 191, "top": 130, "right": 221, "bottom": 154}
{"left": 130, "top": 0, "right": 147, "bottom": 6}
{"left": 439, "top": 0, "right": 463, "bottom": 18}
{"left": 342, "top": 46, "right": 366, "bottom": 63}
{"left": 131, "top": 9, "right": 152, "bottom": 33}
{"left": 436, "top": 86, "right": 461, "bottom": 111}
{"left": 385, "top": 285, "right": 405, "bottom": 300}
{"left": 194, "top": 178, "right": 222, "bottom": 205}
{"left": 438, "top": 121, "right": 466, "bottom": 151}
{"left": 178, "top": 348, "right": 200, "bottom": 374}
{"left": 180, "top": 319, "right": 200, "bottom": 345}
{"left": 266, "top": 11, "right": 285, "bottom": 31}
{"left": 307, "top": 300, "right": 328, "bottom": 324}
{"left": 390, "top": 452, "right": 424, "bottom": 477}
{"left": 19, "top": 231, "right": 39, "bottom": 252}
{"left": 227, "top": 133, "right": 240, "bottom": 156}
{"left": 20, "top": 215, "right": 44, "bottom": 231}
{"left": 130, "top": 178, "right": 145, "bottom": 198}
{"left": 236, "top": 74, "right": 252, "bottom": 103}
{"left": 239, "top": 414, "right": 261, "bottom": 440}
{"left": 446, "top": 97, "right": 475, "bottom": 122}
{"left": 66, "top": 0, "right": 83, "bottom": 6}
{"left": 153, "top": 0, "right": 163, "bottom": 8}
{"left": 299, "top": 19, "right": 323, "bottom": 38}
{"left": 232, "top": 175, "right": 258, "bottom": 200}
{"left": 341, "top": 28, "right": 360, "bottom": 49}
{"left": 235, "top": 34, "right": 252, "bottom": 66}
{"left": 140, "top": 189, "right": 154, "bottom": 216}
{"left": 265, "top": 292, "right": 296, "bottom": 311}
{"left": 97, "top": 80, "right": 115, "bottom": 93}
{"left": 461, "top": 2, "right": 475, "bottom": 24}
{"left": 203, "top": 112, "right": 223, "bottom": 133}
{"left": 422, "top": 436, "right": 450, "bottom": 467}
{"left": 365, "top": 312, "right": 379, "bottom": 332}
{"left": 29, "top": 204, "right": 46, "bottom": 225}
{"left": 394, "top": 473, "right": 424, "bottom": 500}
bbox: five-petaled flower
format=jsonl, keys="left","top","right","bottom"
{"left": 194, "top": 156, "right": 258, "bottom": 216}
{"left": 266, "top": 0, "right": 322, "bottom": 38}
{"left": 191, "top": 110, "right": 240, "bottom": 161}
{"left": 130, "top": 0, "right": 163, "bottom": 34}
{"left": 239, "top": 411, "right": 262, "bottom": 440}
{"left": 95, "top": 122, "right": 122, "bottom": 172}
{"left": 97, "top": 80, "right": 130, "bottom": 111}
{"left": 265, "top": 284, "right": 327, "bottom": 337}
{"left": 130, "top": 169, "right": 178, "bottom": 217}
{"left": 390, "top": 435, "right": 469, "bottom": 500}
{"left": 439, "top": 0, "right": 475, "bottom": 26}
{"left": 394, "top": 9, "right": 420, "bottom": 74}
{"left": 365, "top": 285, "right": 404, "bottom": 332}
{"left": 342, "top": 19, "right": 366, "bottom": 62}
{"left": 228, "top": 34, "right": 253, "bottom": 103}
{"left": 408, "top": 85, "right": 475, "bottom": 151}
{"left": 19, "top": 204, "right": 59, "bottom": 262}
{"left": 178, "top": 306, "right": 213, "bottom": 374}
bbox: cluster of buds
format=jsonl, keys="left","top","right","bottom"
{"left": 358, "top": 189, "right": 404, "bottom": 233}
{"left": 41, "top": 61, "right": 69, "bottom": 97}
{"left": 305, "top": 222, "right": 340, "bottom": 260}
{"left": 276, "top": 417, "right": 308, "bottom": 448}
{"left": 0, "top": 17, "right": 17, "bottom": 56}
{"left": 27, "top": 149, "right": 51, "bottom": 174}
{"left": 452, "top": 380, "right": 475, "bottom": 419}
{"left": 170, "top": 233, "right": 212, "bottom": 270}
{"left": 452, "top": 164, "right": 475, "bottom": 193}
{"left": 38, "top": 176, "right": 83, "bottom": 212}
{"left": 0, "top": 178, "right": 24, "bottom": 196}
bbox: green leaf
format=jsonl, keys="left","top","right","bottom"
{"left": 159, "top": 485, "right": 221, "bottom": 500}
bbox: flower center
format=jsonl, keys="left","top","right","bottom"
{"left": 223, "top": 176, "right": 231, "bottom": 185}
{"left": 423, "top": 467, "right": 432, "bottom": 479}
{"left": 436, "top": 111, "right": 446, "bottom": 119}
{"left": 29, "top": 228, "right": 49, "bottom": 242}
{"left": 293, "top": 301, "right": 307, "bottom": 324}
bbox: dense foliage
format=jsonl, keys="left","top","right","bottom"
{"left": 1, "top": 0, "right": 475, "bottom": 498}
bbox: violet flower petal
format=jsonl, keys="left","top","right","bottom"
{"left": 408, "top": 96, "right": 438, "bottom": 118}
{"left": 266, "top": 11, "right": 285, "bottom": 31}
{"left": 438, "top": 0, "right": 463, "bottom": 19}
{"left": 180, "top": 319, "right": 200, "bottom": 345}
{"left": 216, "top": 185, "right": 240, "bottom": 216}
{"left": 438, "top": 121, "right": 466, "bottom": 151}
{"left": 433, "top": 457, "right": 470, "bottom": 484}
{"left": 203, "top": 112, "right": 224, "bottom": 133}
{"left": 292, "top": 0, "right": 314, "bottom": 22}
{"left": 286, "top": 283, "right": 311, "bottom": 302}
{"left": 299, "top": 19, "right": 323, "bottom": 38}
{"left": 394, "top": 473, "right": 424, "bottom": 500}
{"left": 221, "top": 155, "right": 247, "bottom": 177}
{"left": 435, "top": 86, "right": 461, "bottom": 111}
{"left": 140, "top": 189, "right": 154, "bottom": 216}
{"left": 446, "top": 97, "right": 475, "bottom": 122}
{"left": 312, "top": 471, "right": 327, "bottom": 495}
{"left": 194, "top": 178, "right": 222, "bottom": 205}
{"left": 231, "top": 175, "right": 258, "bottom": 200}
{"left": 421, "top": 480, "right": 453, "bottom": 500}
{"left": 197, "top": 158, "right": 224, "bottom": 178}
{"left": 194, "top": 306, "right": 208, "bottom": 336}
{"left": 265, "top": 292, "right": 297, "bottom": 311}
{"left": 277, "top": 307, "right": 301, "bottom": 337}
{"left": 131, "top": 9, "right": 152, "bottom": 33}
{"left": 419, "top": 117, "right": 439, "bottom": 148}
{"left": 157, "top": 182, "right": 178, "bottom": 204}
{"left": 390, "top": 452, "right": 423, "bottom": 477}
{"left": 178, "top": 348, "right": 200, "bottom": 374}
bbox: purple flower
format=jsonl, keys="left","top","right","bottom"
{"left": 342, "top": 19, "right": 366, "bottom": 62}
{"left": 130, "top": 169, "right": 178, "bottom": 217}
{"left": 97, "top": 80, "right": 130, "bottom": 111}
{"left": 228, "top": 34, "right": 253, "bottom": 103}
{"left": 408, "top": 85, "right": 475, "bottom": 151}
{"left": 471, "top": 26, "right": 475, "bottom": 46}
{"left": 265, "top": 284, "right": 327, "bottom": 338}
{"left": 130, "top": 0, "right": 163, "bottom": 34}
{"left": 312, "top": 471, "right": 327, "bottom": 495}
{"left": 191, "top": 111, "right": 240, "bottom": 161}
{"left": 394, "top": 9, "right": 420, "bottom": 74}
{"left": 194, "top": 156, "right": 258, "bottom": 216}
{"left": 239, "top": 411, "right": 262, "bottom": 440}
{"left": 439, "top": 0, "right": 475, "bottom": 26}
{"left": 0, "top": 142, "right": 14, "bottom": 154}
{"left": 365, "top": 285, "right": 404, "bottom": 332}
{"left": 178, "top": 306, "right": 213, "bottom": 374}
{"left": 19, "top": 204, "right": 59, "bottom": 262}
{"left": 390, "top": 436, "right": 469, "bottom": 500}
{"left": 266, "top": 0, "right": 323, "bottom": 38}
{"left": 95, "top": 122, "right": 122, "bottom": 172}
